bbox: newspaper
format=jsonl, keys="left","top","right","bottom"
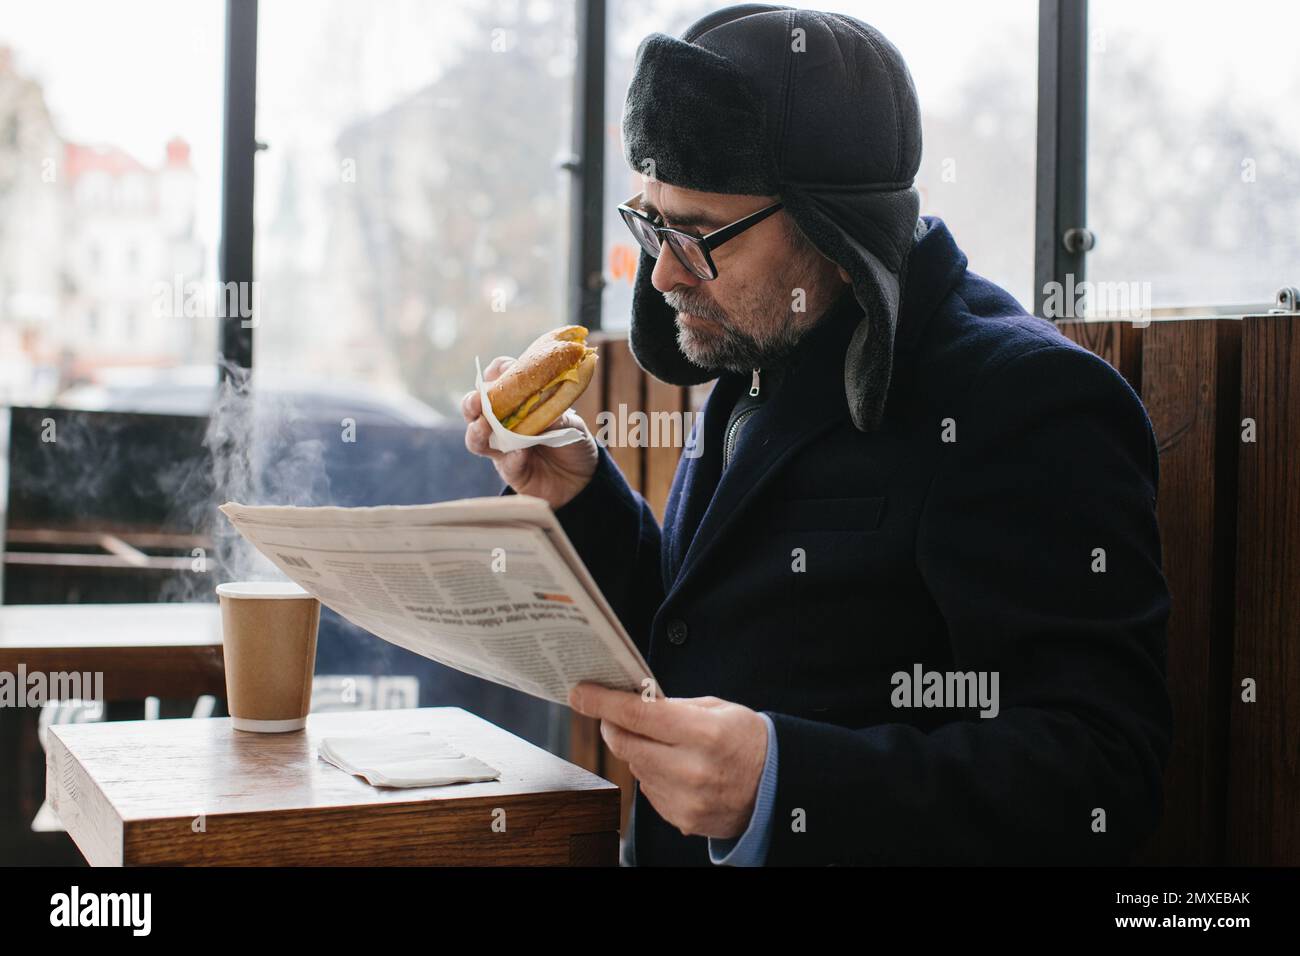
{"left": 218, "top": 495, "right": 656, "bottom": 706}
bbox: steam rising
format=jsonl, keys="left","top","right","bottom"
{"left": 151, "top": 361, "right": 333, "bottom": 603}
{"left": 206, "top": 360, "right": 331, "bottom": 584}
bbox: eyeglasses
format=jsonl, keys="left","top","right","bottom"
{"left": 617, "top": 191, "right": 784, "bottom": 280}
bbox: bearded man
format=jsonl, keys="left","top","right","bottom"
{"left": 463, "top": 4, "right": 1172, "bottom": 867}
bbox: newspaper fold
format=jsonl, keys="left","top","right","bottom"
{"left": 218, "top": 495, "right": 657, "bottom": 707}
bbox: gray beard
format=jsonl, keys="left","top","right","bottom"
{"left": 674, "top": 320, "right": 804, "bottom": 373}
{"left": 666, "top": 292, "right": 807, "bottom": 373}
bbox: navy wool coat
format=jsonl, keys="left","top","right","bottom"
{"left": 506, "top": 216, "right": 1173, "bottom": 866}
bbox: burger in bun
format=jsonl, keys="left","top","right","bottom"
{"left": 488, "top": 326, "right": 598, "bottom": 435}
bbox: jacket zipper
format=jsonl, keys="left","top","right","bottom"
{"left": 723, "top": 369, "right": 761, "bottom": 469}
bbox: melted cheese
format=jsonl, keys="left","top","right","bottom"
{"left": 502, "top": 364, "right": 582, "bottom": 428}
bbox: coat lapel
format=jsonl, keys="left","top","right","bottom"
{"left": 664, "top": 293, "right": 861, "bottom": 602}
{"left": 662, "top": 372, "right": 740, "bottom": 580}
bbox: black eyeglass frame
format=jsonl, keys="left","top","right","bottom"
{"left": 617, "top": 191, "right": 784, "bottom": 280}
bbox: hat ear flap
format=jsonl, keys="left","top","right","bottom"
{"left": 627, "top": 249, "right": 719, "bottom": 386}
{"left": 780, "top": 184, "right": 921, "bottom": 433}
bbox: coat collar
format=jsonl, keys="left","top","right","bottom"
{"left": 896, "top": 215, "right": 968, "bottom": 353}
{"left": 665, "top": 216, "right": 967, "bottom": 599}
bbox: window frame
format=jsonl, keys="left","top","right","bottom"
{"left": 219, "top": 0, "right": 258, "bottom": 378}
{"left": 1035, "top": 0, "right": 1089, "bottom": 319}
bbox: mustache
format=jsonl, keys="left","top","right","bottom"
{"left": 663, "top": 289, "right": 728, "bottom": 322}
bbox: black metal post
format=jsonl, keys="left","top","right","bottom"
{"left": 219, "top": 0, "right": 259, "bottom": 376}
{"left": 567, "top": 0, "right": 606, "bottom": 331}
{"left": 1034, "top": 0, "right": 1089, "bottom": 319}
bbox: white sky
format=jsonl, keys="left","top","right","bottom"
{"left": 10, "top": 0, "right": 1295, "bottom": 155}
{"left": 2, "top": 0, "right": 1297, "bottom": 288}
{"left": 0, "top": 0, "right": 478, "bottom": 285}
{"left": 0, "top": 1, "right": 225, "bottom": 280}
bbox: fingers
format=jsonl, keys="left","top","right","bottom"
{"left": 529, "top": 408, "right": 589, "bottom": 438}
{"left": 461, "top": 356, "right": 514, "bottom": 422}
{"left": 460, "top": 389, "right": 481, "bottom": 422}
{"left": 570, "top": 684, "right": 693, "bottom": 744}
{"left": 463, "top": 355, "right": 521, "bottom": 456}
{"left": 464, "top": 420, "right": 534, "bottom": 485}
{"left": 671, "top": 696, "right": 726, "bottom": 709}
{"left": 485, "top": 356, "right": 514, "bottom": 381}
{"left": 555, "top": 409, "right": 591, "bottom": 437}
{"left": 494, "top": 447, "right": 533, "bottom": 486}
{"left": 464, "top": 415, "right": 507, "bottom": 460}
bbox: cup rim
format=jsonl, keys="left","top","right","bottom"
{"left": 215, "top": 580, "right": 313, "bottom": 600}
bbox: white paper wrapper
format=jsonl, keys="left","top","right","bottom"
{"left": 476, "top": 354, "right": 588, "bottom": 452}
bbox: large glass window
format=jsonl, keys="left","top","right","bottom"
{"left": 1088, "top": 0, "right": 1300, "bottom": 310}
{"left": 0, "top": 0, "right": 225, "bottom": 589}
{"left": 254, "top": 0, "right": 575, "bottom": 420}
{"left": 602, "top": 0, "right": 1039, "bottom": 328}
{"left": 252, "top": 0, "right": 577, "bottom": 750}
{"left": 0, "top": 4, "right": 224, "bottom": 407}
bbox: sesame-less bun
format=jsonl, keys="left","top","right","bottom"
{"left": 488, "top": 326, "right": 599, "bottom": 435}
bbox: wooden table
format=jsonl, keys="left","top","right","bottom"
{"left": 46, "top": 706, "right": 621, "bottom": 866}
{"left": 0, "top": 604, "right": 225, "bottom": 700}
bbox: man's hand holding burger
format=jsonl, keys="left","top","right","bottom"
{"left": 462, "top": 326, "right": 600, "bottom": 510}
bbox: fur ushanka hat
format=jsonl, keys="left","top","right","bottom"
{"left": 621, "top": 3, "right": 923, "bottom": 432}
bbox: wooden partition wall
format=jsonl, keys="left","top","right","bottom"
{"left": 572, "top": 320, "right": 1299, "bottom": 865}
{"left": 1057, "top": 315, "right": 1295, "bottom": 865}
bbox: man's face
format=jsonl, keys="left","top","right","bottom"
{"left": 641, "top": 180, "right": 847, "bottom": 373}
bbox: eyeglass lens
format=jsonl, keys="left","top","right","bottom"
{"left": 622, "top": 209, "right": 713, "bottom": 278}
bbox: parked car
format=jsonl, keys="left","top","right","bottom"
{"left": 53, "top": 364, "right": 445, "bottom": 427}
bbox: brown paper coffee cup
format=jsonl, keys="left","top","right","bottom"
{"left": 216, "top": 581, "right": 320, "bottom": 733}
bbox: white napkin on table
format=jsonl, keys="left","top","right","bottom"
{"left": 319, "top": 732, "right": 501, "bottom": 788}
